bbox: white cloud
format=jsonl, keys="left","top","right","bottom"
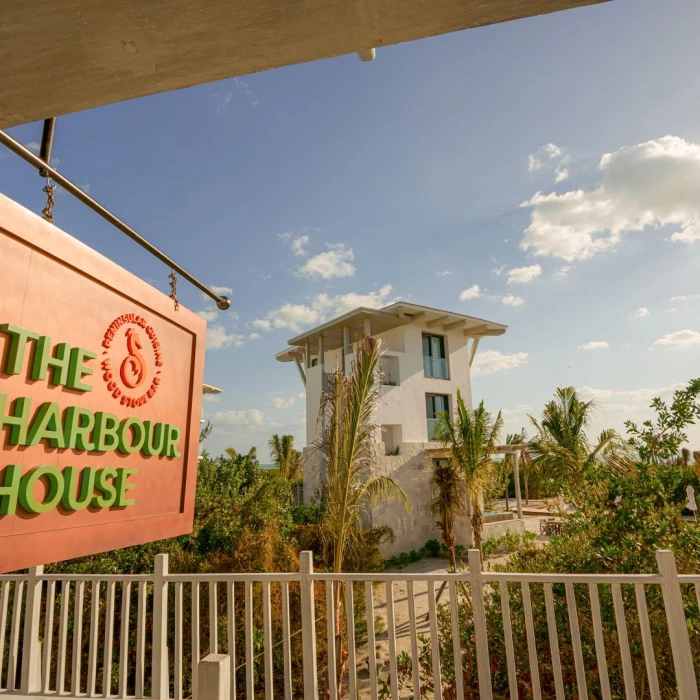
{"left": 507, "top": 264, "right": 542, "bottom": 284}
{"left": 578, "top": 341, "right": 610, "bottom": 350}
{"left": 459, "top": 285, "right": 481, "bottom": 301}
{"left": 27, "top": 141, "right": 41, "bottom": 154}
{"left": 633, "top": 307, "right": 650, "bottom": 318}
{"left": 501, "top": 294, "right": 524, "bottom": 306}
{"left": 651, "top": 329, "right": 700, "bottom": 349}
{"left": 670, "top": 293, "right": 700, "bottom": 302}
{"left": 202, "top": 394, "right": 221, "bottom": 404}
{"left": 544, "top": 143, "right": 563, "bottom": 159}
{"left": 553, "top": 266, "right": 572, "bottom": 279}
{"left": 492, "top": 265, "right": 506, "bottom": 277}
{"left": 248, "top": 332, "right": 262, "bottom": 340}
{"left": 272, "top": 396, "right": 297, "bottom": 409}
{"left": 206, "top": 326, "right": 245, "bottom": 350}
{"left": 212, "top": 409, "right": 266, "bottom": 427}
{"left": 577, "top": 383, "right": 686, "bottom": 402}
{"left": 292, "top": 235, "right": 310, "bottom": 257}
{"left": 666, "top": 308, "right": 679, "bottom": 314}
{"left": 528, "top": 154, "right": 544, "bottom": 172}
{"left": 436, "top": 270, "right": 453, "bottom": 277}
{"left": 555, "top": 166, "right": 569, "bottom": 183}
{"left": 209, "top": 284, "right": 233, "bottom": 297}
{"left": 278, "top": 232, "right": 292, "bottom": 242}
{"left": 472, "top": 351, "right": 528, "bottom": 377}
{"left": 521, "top": 136, "right": 700, "bottom": 262}
{"left": 295, "top": 243, "right": 355, "bottom": 280}
{"left": 197, "top": 310, "right": 219, "bottom": 323}
{"left": 253, "top": 285, "right": 394, "bottom": 333}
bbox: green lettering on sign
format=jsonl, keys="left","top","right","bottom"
{"left": 0, "top": 393, "right": 32, "bottom": 445}
{"left": 18, "top": 466, "right": 63, "bottom": 514}
{"left": 115, "top": 468, "right": 138, "bottom": 506}
{"left": 0, "top": 465, "right": 21, "bottom": 515}
{"left": 62, "top": 467, "right": 96, "bottom": 511}
{"left": 63, "top": 406, "right": 96, "bottom": 451}
{"left": 94, "top": 412, "right": 120, "bottom": 452}
{"left": 0, "top": 324, "right": 40, "bottom": 375}
{"left": 92, "top": 467, "right": 118, "bottom": 508}
{"left": 27, "top": 402, "right": 66, "bottom": 449}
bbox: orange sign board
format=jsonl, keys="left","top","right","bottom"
{"left": 0, "top": 194, "right": 206, "bottom": 572}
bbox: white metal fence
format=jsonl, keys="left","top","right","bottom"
{"left": 1, "top": 550, "right": 698, "bottom": 700}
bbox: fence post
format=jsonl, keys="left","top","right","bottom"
{"left": 198, "top": 654, "right": 230, "bottom": 700}
{"left": 656, "top": 550, "right": 699, "bottom": 700}
{"left": 152, "top": 554, "right": 170, "bottom": 700}
{"left": 20, "top": 565, "right": 44, "bottom": 693}
{"left": 299, "top": 551, "right": 318, "bottom": 700}
{"left": 468, "top": 550, "right": 493, "bottom": 700}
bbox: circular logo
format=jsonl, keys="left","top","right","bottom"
{"left": 101, "top": 314, "right": 164, "bottom": 407}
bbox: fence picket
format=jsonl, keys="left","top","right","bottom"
{"left": 191, "top": 582, "right": 200, "bottom": 699}
{"left": 427, "top": 580, "right": 442, "bottom": 700}
{"left": 103, "top": 581, "right": 116, "bottom": 697}
{"left": 346, "top": 581, "right": 357, "bottom": 700}
{"left": 588, "top": 583, "right": 612, "bottom": 700}
{"left": 0, "top": 581, "right": 10, "bottom": 690}
{"left": 365, "top": 581, "right": 378, "bottom": 700}
{"left": 543, "top": 583, "right": 564, "bottom": 700}
{"left": 174, "top": 582, "right": 183, "bottom": 700}
{"left": 325, "top": 581, "right": 337, "bottom": 700}
{"left": 209, "top": 582, "right": 218, "bottom": 654}
{"left": 42, "top": 580, "right": 56, "bottom": 693}
{"left": 56, "top": 581, "right": 71, "bottom": 695}
{"left": 498, "top": 581, "right": 518, "bottom": 700}
{"left": 565, "top": 583, "right": 588, "bottom": 700}
{"left": 521, "top": 582, "right": 542, "bottom": 700}
{"left": 281, "top": 582, "right": 292, "bottom": 700}
{"left": 87, "top": 581, "right": 101, "bottom": 697}
{"left": 385, "top": 581, "right": 399, "bottom": 700}
{"left": 263, "top": 581, "right": 273, "bottom": 700}
{"left": 634, "top": 584, "right": 661, "bottom": 700}
{"left": 8, "top": 580, "right": 24, "bottom": 691}
{"left": 118, "top": 582, "right": 131, "bottom": 699}
{"left": 135, "top": 581, "right": 146, "bottom": 699}
{"left": 612, "top": 584, "right": 636, "bottom": 700}
{"left": 406, "top": 581, "right": 421, "bottom": 700}
{"left": 245, "top": 582, "right": 254, "bottom": 700}
{"left": 71, "top": 580, "right": 85, "bottom": 696}
{"left": 449, "top": 581, "right": 465, "bottom": 700}
{"left": 227, "top": 581, "right": 236, "bottom": 700}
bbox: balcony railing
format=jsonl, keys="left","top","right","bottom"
{"left": 427, "top": 417, "right": 439, "bottom": 440}
{"left": 424, "top": 355, "right": 449, "bottom": 379}
{"left": 2, "top": 550, "right": 698, "bottom": 700}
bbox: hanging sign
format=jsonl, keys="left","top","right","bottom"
{"left": 0, "top": 193, "right": 206, "bottom": 572}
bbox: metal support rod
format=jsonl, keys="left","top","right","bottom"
{"left": 0, "top": 128, "right": 231, "bottom": 311}
{"left": 38, "top": 118, "right": 56, "bottom": 177}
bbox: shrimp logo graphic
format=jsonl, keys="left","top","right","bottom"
{"left": 101, "top": 314, "right": 164, "bottom": 407}
{"left": 120, "top": 328, "right": 147, "bottom": 389}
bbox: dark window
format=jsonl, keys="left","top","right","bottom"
{"left": 423, "top": 334, "right": 449, "bottom": 379}
{"left": 426, "top": 394, "right": 449, "bottom": 440}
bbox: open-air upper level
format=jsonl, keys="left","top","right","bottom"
{"left": 276, "top": 302, "right": 507, "bottom": 447}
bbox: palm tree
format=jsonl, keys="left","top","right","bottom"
{"left": 434, "top": 390, "right": 503, "bottom": 553}
{"left": 430, "top": 460, "right": 466, "bottom": 570}
{"left": 268, "top": 434, "right": 302, "bottom": 480}
{"left": 528, "top": 387, "right": 623, "bottom": 495}
{"left": 314, "top": 335, "right": 409, "bottom": 693}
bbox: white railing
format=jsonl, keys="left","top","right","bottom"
{"left": 1, "top": 550, "right": 699, "bottom": 700}
{"left": 423, "top": 356, "right": 449, "bottom": 380}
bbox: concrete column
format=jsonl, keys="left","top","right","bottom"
{"left": 343, "top": 326, "right": 350, "bottom": 374}
{"left": 318, "top": 334, "right": 325, "bottom": 371}
{"left": 513, "top": 451, "right": 523, "bottom": 520}
{"left": 304, "top": 342, "right": 310, "bottom": 370}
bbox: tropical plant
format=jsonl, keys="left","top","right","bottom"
{"left": 430, "top": 459, "right": 466, "bottom": 570}
{"left": 268, "top": 433, "right": 302, "bottom": 480}
{"left": 434, "top": 390, "right": 503, "bottom": 553}
{"left": 314, "top": 334, "right": 409, "bottom": 693}
{"left": 528, "top": 386, "right": 624, "bottom": 497}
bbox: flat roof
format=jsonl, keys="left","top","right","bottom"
{"left": 276, "top": 301, "right": 507, "bottom": 361}
{"left": 0, "top": 0, "right": 608, "bottom": 128}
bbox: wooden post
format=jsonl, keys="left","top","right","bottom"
{"left": 363, "top": 318, "right": 371, "bottom": 336}
{"left": 299, "top": 552, "right": 318, "bottom": 700}
{"left": 197, "top": 654, "right": 230, "bottom": 700}
{"left": 20, "top": 565, "right": 44, "bottom": 693}
{"left": 656, "top": 550, "right": 699, "bottom": 700}
{"left": 152, "top": 554, "right": 169, "bottom": 700}
{"left": 469, "top": 550, "right": 493, "bottom": 700}
{"left": 513, "top": 451, "right": 523, "bottom": 520}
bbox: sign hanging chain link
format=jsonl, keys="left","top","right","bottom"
{"left": 42, "top": 178, "right": 56, "bottom": 223}
{"left": 169, "top": 269, "right": 180, "bottom": 311}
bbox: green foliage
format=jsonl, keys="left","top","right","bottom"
{"left": 268, "top": 433, "right": 302, "bottom": 480}
{"left": 481, "top": 529, "right": 523, "bottom": 558}
{"left": 626, "top": 378, "right": 700, "bottom": 463}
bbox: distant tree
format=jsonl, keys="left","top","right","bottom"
{"left": 268, "top": 434, "right": 302, "bottom": 480}
{"left": 434, "top": 391, "right": 502, "bottom": 553}
{"left": 430, "top": 460, "right": 466, "bottom": 570}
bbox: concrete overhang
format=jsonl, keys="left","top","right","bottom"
{"left": 1, "top": 0, "right": 608, "bottom": 128}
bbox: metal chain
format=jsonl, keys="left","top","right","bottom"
{"left": 42, "top": 178, "right": 56, "bottom": 222}
{"left": 169, "top": 269, "right": 180, "bottom": 311}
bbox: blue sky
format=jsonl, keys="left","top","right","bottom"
{"left": 2, "top": 0, "right": 700, "bottom": 460}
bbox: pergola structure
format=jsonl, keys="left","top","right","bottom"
{"left": 1, "top": 0, "right": 608, "bottom": 128}
{"left": 495, "top": 444, "right": 527, "bottom": 520}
